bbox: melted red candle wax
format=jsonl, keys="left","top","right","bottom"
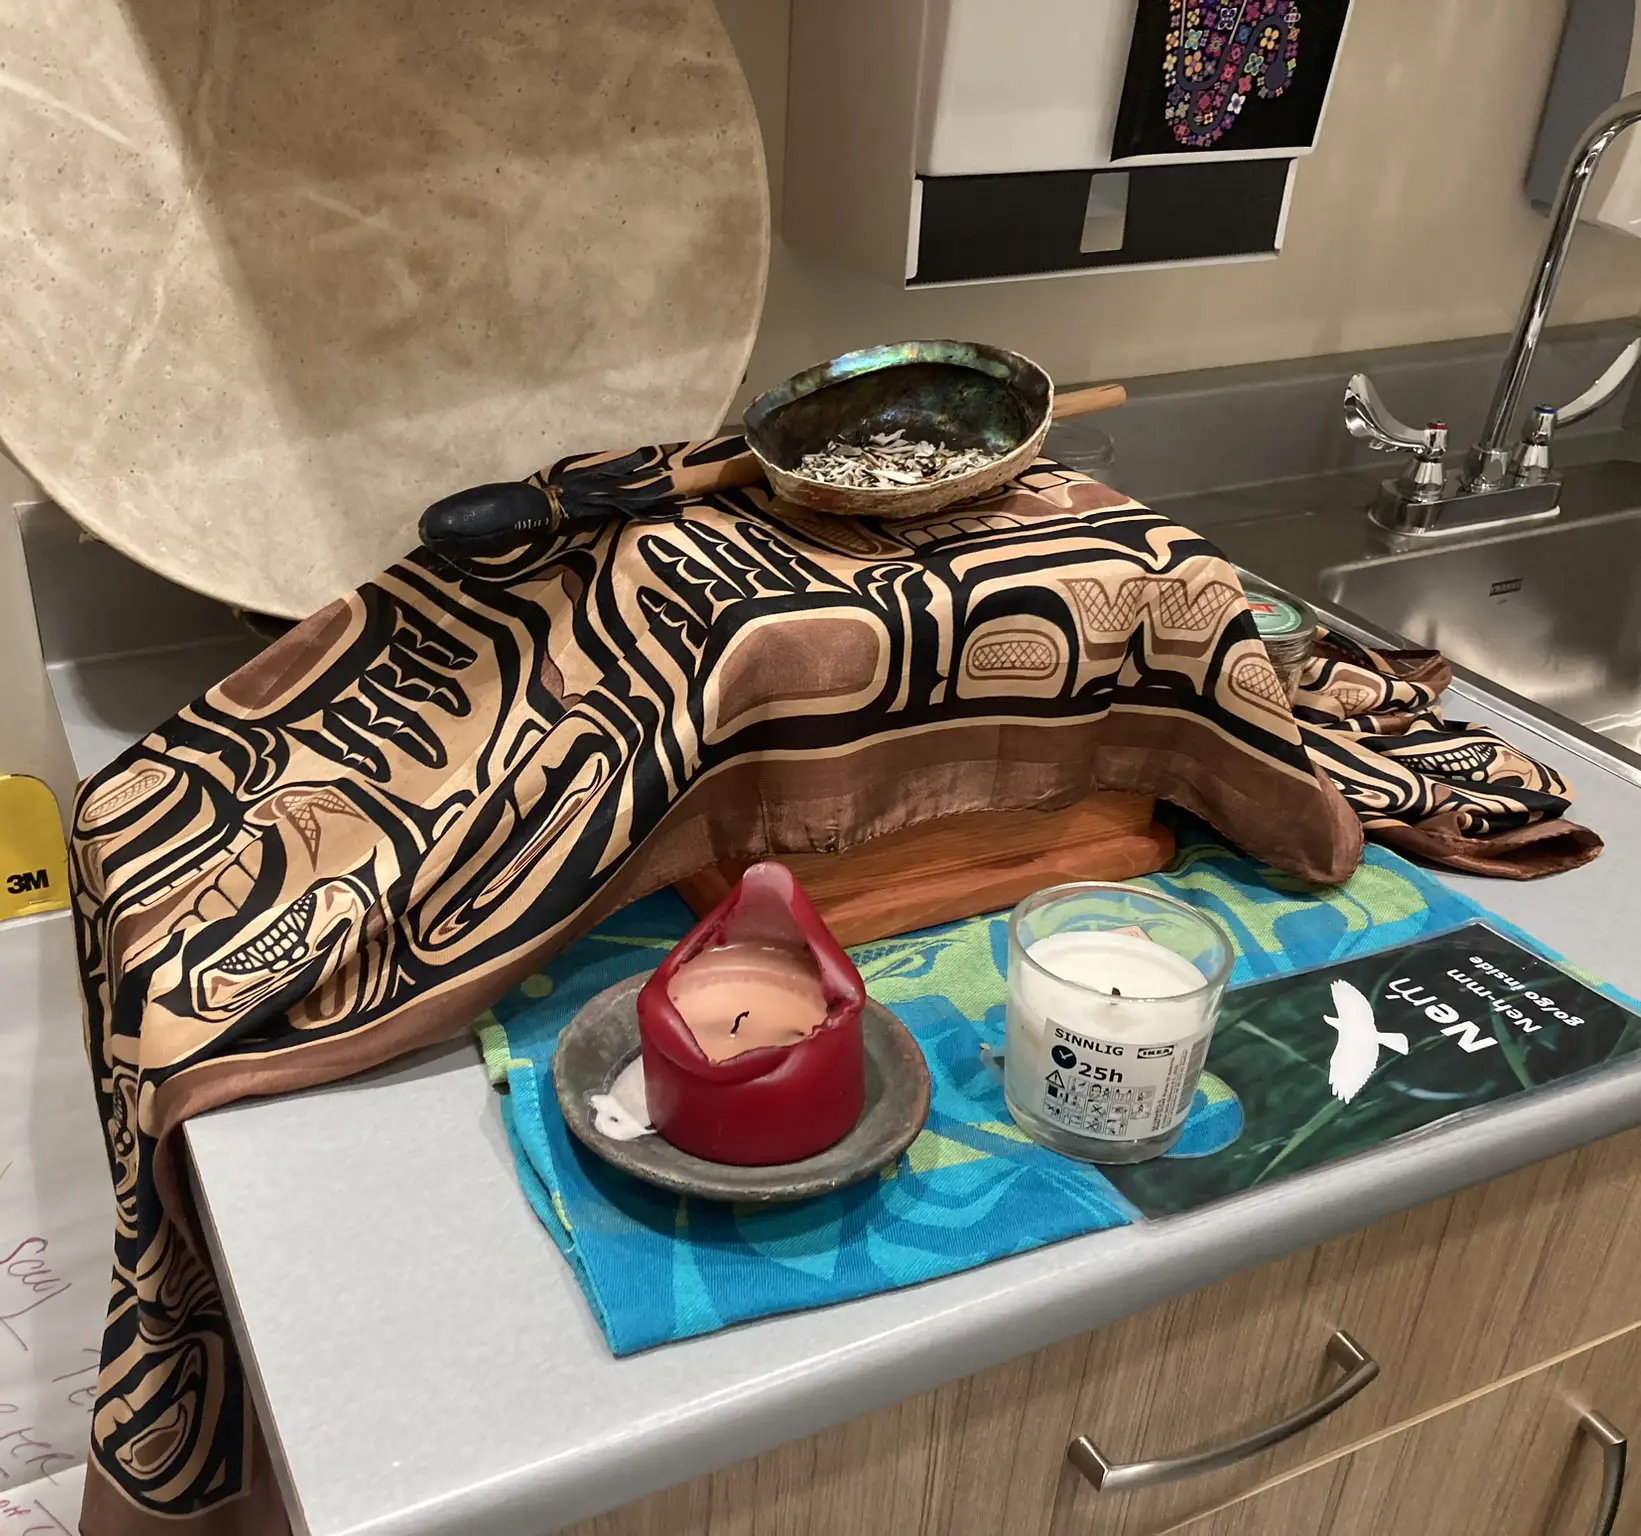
{"left": 666, "top": 945, "right": 828, "bottom": 1063}
{"left": 636, "top": 862, "right": 866, "bottom": 1165}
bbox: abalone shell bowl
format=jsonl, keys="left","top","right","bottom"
{"left": 742, "top": 339, "right": 1053, "bottom": 520}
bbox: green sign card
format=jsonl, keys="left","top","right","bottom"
{"left": 1104, "top": 923, "right": 1641, "bottom": 1218}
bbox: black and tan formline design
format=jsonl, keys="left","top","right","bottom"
{"left": 75, "top": 447, "right": 1494, "bottom": 1535}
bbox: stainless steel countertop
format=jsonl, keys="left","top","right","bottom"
{"left": 185, "top": 679, "right": 1641, "bottom": 1536}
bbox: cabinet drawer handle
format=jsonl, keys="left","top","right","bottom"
{"left": 1066, "top": 1329, "right": 1378, "bottom": 1494}
{"left": 1580, "top": 1411, "right": 1627, "bottom": 1536}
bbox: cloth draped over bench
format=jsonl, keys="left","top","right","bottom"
{"left": 68, "top": 456, "right": 1496, "bottom": 1534}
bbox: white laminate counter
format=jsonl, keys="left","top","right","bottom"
{"left": 183, "top": 681, "right": 1641, "bottom": 1536}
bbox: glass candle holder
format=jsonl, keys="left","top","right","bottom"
{"left": 1004, "top": 883, "right": 1233, "bottom": 1164}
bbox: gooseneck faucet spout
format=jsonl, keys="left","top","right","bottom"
{"left": 1345, "top": 92, "right": 1641, "bottom": 535}
{"left": 1465, "top": 91, "right": 1641, "bottom": 493}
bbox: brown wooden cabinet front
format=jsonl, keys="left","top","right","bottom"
{"left": 568, "top": 1125, "right": 1641, "bottom": 1536}
{"left": 1177, "top": 1323, "right": 1641, "bottom": 1535}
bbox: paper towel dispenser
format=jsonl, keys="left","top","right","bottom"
{"left": 1531, "top": 0, "right": 1641, "bottom": 236}
{"left": 786, "top": 0, "right": 1355, "bottom": 286}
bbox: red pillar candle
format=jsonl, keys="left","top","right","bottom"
{"left": 636, "top": 862, "right": 866, "bottom": 1165}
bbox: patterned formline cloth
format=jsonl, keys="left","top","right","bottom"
{"left": 67, "top": 447, "right": 1593, "bottom": 1534}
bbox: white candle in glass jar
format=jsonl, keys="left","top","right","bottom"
{"left": 1005, "top": 931, "right": 1217, "bottom": 1142}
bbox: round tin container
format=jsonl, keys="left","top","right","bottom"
{"left": 1244, "top": 587, "right": 1318, "bottom": 700}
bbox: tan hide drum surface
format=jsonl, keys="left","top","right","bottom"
{"left": 0, "top": 1, "right": 769, "bottom": 618}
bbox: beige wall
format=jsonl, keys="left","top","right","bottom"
{"left": 717, "top": 0, "right": 1641, "bottom": 402}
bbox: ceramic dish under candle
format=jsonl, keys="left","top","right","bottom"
{"left": 1004, "top": 883, "right": 1232, "bottom": 1164}
{"left": 553, "top": 972, "right": 931, "bottom": 1204}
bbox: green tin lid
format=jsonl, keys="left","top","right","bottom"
{"left": 1244, "top": 590, "right": 1310, "bottom": 639}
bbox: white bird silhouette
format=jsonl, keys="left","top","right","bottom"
{"left": 1324, "top": 980, "right": 1409, "bottom": 1104}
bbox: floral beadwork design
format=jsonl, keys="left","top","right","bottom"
{"left": 1164, "top": 0, "right": 1301, "bottom": 148}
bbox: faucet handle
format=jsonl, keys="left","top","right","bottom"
{"left": 1508, "top": 406, "right": 1556, "bottom": 486}
{"left": 1553, "top": 337, "right": 1641, "bottom": 428}
{"left": 1344, "top": 373, "right": 1430, "bottom": 453}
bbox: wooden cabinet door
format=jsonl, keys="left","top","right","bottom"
{"left": 1047, "top": 1122, "right": 1641, "bottom": 1534}
{"left": 1174, "top": 1323, "right": 1641, "bottom": 1536}
{"left": 569, "top": 1125, "right": 1641, "bottom": 1536}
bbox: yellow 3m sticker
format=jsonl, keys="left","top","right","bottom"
{"left": 0, "top": 774, "right": 69, "bottom": 921}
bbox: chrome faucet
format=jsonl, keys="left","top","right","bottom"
{"left": 1345, "top": 92, "right": 1641, "bottom": 535}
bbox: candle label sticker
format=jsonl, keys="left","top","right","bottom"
{"left": 1041, "top": 1023, "right": 1212, "bottom": 1142}
{"left": 1102, "top": 921, "right": 1641, "bottom": 1219}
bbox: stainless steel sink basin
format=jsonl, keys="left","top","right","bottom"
{"left": 1207, "top": 459, "right": 1641, "bottom": 756}
{"left": 1320, "top": 509, "right": 1641, "bottom": 750}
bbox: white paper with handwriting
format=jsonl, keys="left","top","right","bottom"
{"left": 1, "top": 909, "right": 111, "bottom": 1497}
{"left": 0, "top": 1462, "right": 85, "bottom": 1532}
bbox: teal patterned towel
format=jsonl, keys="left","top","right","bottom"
{"left": 476, "top": 828, "right": 1511, "bottom": 1355}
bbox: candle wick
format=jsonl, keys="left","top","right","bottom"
{"left": 731, "top": 1010, "right": 749, "bottom": 1035}
{"left": 1111, "top": 986, "right": 1122, "bottom": 997}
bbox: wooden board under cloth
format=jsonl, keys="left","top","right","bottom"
{"left": 676, "top": 792, "right": 1174, "bottom": 946}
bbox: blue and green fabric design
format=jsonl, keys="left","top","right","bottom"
{"left": 477, "top": 825, "right": 1532, "bottom": 1355}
